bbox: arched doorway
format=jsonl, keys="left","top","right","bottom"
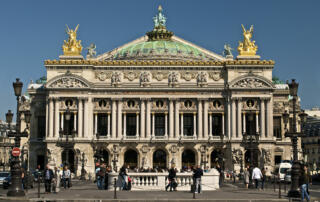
{"left": 153, "top": 150, "right": 167, "bottom": 169}
{"left": 124, "top": 149, "right": 138, "bottom": 169}
{"left": 62, "top": 149, "right": 75, "bottom": 172}
{"left": 182, "top": 149, "right": 195, "bottom": 168}
{"left": 211, "top": 150, "right": 223, "bottom": 169}
{"left": 94, "top": 149, "right": 109, "bottom": 165}
{"left": 245, "top": 150, "right": 259, "bottom": 167}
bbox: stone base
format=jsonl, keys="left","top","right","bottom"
{"left": 236, "top": 55, "right": 260, "bottom": 60}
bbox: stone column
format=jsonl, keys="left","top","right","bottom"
{"left": 45, "top": 99, "right": 49, "bottom": 137}
{"left": 73, "top": 112, "right": 77, "bottom": 132}
{"left": 83, "top": 98, "right": 89, "bottom": 138}
{"left": 88, "top": 98, "right": 94, "bottom": 139}
{"left": 136, "top": 112, "right": 139, "bottom": 137}
{"left": 260, "top": 99, "right": 265, "bottom": 138}
{"left": 198, "top": 100, "right": 203, "bottom": 139}
{"left": 107, "top": 112, "right": 111, "bottom": 137}
{"left": 94, "top": 112, "right": 98, "bottom": 136}
{"left": 180, "top": 112, "right": 184, "bottom": 137}
{"left": 227, "top": 98, "right": 231, "bottom": 140}
{"left": 203, "top": 101, "right": 209, "bottom": 139}
{"left": 122, "top": 112, "right": 126, "bottom": 138}
{"left": 78, "top": 98, "right": 83, "bottom": 138}
{"left": 152, "top": 112, "right": 155, "bottom": 137}
{"left": 54, "top": 98, "right": 60, "bottom": 138}
{"left": 164, "top": 112, "right": 168, "bottom": 137}
{"left": 48, "top": 98, "right": 54, "bottom": 138}
{"left": 209, "top": 112, "right": 212, "bottom": 137}
{"left": 140, "top": 100, "right": 145, "bottom": 138}
{"left": 222, "top": 112, "right": 225, "bottom": 136}
{"left": 60, "top": 112, "right": 64, "bottom": 131}
{"left": 231, "top": 98, "right": 236, "bottom": 139}
{"left": 111, "top": 99, "right": 117, "bottom": 139}
{"left": 256, "top": 111, "right": 259, "bottom": 134}
{"left": 243, "top": 112, "right": 246, "bottom": 134}
{"left": 117, "top": 100, "right": 123, "bottom": 139}
{"left": 237, "top": 99, "right": 242, "bottom": 139}
{"left": 193, "top": 112, "right": 197, "bottom": 138}
{"left": 267, "top": 98, "right": 273, "bottom": 138}
{"left": 146, "top": 100, "right": 151, "bottom": 139}
{"left": 175, "top": 100, "right": 180, "bottom": 138}
{"left": 169, "top": 99, "right": 174, "bottom": 139}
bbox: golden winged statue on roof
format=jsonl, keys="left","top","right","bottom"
{"left": 237, "top": 24, "right": 258, "bottom": 56}
{"left": 62, "top": 24, "right": 83, "bottom": 56}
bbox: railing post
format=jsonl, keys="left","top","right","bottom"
{"left": 37, "top": 173, "right": 40, "bottom": 198}
{"left": 278, "top": 180, "right": 281, "bottom": 198}
{"left": 114, "top": 178, "right": 117, "bottom": 199}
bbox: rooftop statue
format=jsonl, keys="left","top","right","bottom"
{"left": 86, "top": 43, "right": 97, "bottom": 58}
{"left": 153, "top": 5, "right": 167, "bottom": 28}
{"left": 223, "top": 44, "right": 233, "bottom": 57}
{"left": 62, "top": 24, "right": 83, "bottom": 56}
{"left": 237, "top": 24, "right": 258, "bottom": 56}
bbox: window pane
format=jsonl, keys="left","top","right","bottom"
{"left": 155, "top": 114, "right": 165, "bottom": 136}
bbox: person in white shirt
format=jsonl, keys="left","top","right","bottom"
{"left": 252, "top": 167, "right": 263, "bottom": 189}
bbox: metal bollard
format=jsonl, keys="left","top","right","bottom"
{"left": 193, "top": 180, "right": 196, "bottom": 199}
{"left": 38, "top": 174, "right": 40, "bottom": 198}
{"left": 114, "top": 178, "right": 117, "bottom": 199}
{"left": 278, "top": 180, "right": 281, "bottom": 198}
{"left": 273, "top": 175, "right": 276, "bottom": 192}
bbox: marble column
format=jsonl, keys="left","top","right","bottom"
{"left": 209, "top": 112, "right": 212, "bottom": 137}
{"left": 242, "top": 112, "right": 246, "bottom": 134}
{"left": 256, "top": 112, "right": 259, "bottom": 134}
{"left": 136, "top": 112, "right": 139, "bottom": 137}
{"left": 83, "top": 98, "right": 89, "bottom": 138}
{"left": 117, "top": 100, "right": 123, "bottom": 139}
{"left": 88, "top": 98, "right": 94, "bottom": 139}
{"left": 260, "top": 99, "right": 265, "bottom": 138}
{"left": 164, "top": 112, "right": 168, "bottom": 137}
{"left": 152, "top": 112, "right": 155, "bottom": 137}
{"left": 231, "top": 98, "right": 236, "bottom": 139}
{"left": 169, "top": 99, "right": 174, "bottom": 139}
{"left": 227, "top": 98, "right": 231, "bottom": 140}
{"left": 193, "top": 112, "right": 197, "bottom": 138}
{"left": 180, "top": 112, "right": 184, "bottom": 136}
{"left": 175, "top": 100, "right": 180, "bottom": 138}
{"left": 237, "top": 99, "right": 242, "bottom": 139}
{"left": 107, "top": 112, "right": 111, "bottom": 137}
{"left": 78, "top": 98, "right": 83, "bottom": 138}
{"left": 94, "top": 112, "right": 98, "bottom": 136}
{"left": 60, "top": 112, "right": 64, "bottom": 131}
{"left": 123, "top": 112, "right": 126, "bottom": 138}
{"left": 267, "top": 98, "right": 273, "bottom": 138}
{"left": 111, "top": 99, "right": 117, "bottom": 139}
{"left": 197, "top": 100, "right": 203, "bottom": 139}
{"left": 48, "top": 98, "right": 54, "bottom": 138}
{"left": 140, "top": 100, "right": 145, "bottom": 138}
{"left": 146, "top": 100, "right": 151, "bottom": 139}
{"left": 45, "top": 99, "right": 49, "bottom": 137}
{"left": 54, "top": 98, "right": 60, "bottom": 138}
{"left": 222, "top": 112, "right": 225, "bottom": 136}
{"left": 73, "top": 112, "right": 77, "bottom": 132}
{"left": 203, "top": 101, "right": 209, "bottom": 139}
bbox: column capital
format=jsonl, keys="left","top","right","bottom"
{"left": 180, "top": 112, "right": 183, "bottom": 115}
{"left": 193, "top": 112, "right": 197, "bottom": 115}
{"left": 73, "top": 111, "right": 77, "bottom": 114}
{"left": 136, "top": 112, "right": 140, "bottom": 115}
{"left": 60, "top": 112, "right": 64, "bottom": 114}
{"left": 164, "top": 111, "right": 168, "bottom": 115}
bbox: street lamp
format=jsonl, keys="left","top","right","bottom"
{"left": 6, "top": 78, "right": 31, "bottom": 197}
{"left": 80, "top": 152, "right": 87, "bottom": 180}
{"left": 283, "top": 79, "right": 307, "bottom": 198}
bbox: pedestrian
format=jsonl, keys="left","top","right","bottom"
{"left": 44, "top": 164, "right": 54, "bottom": 194}
{"left": 252, "top": 166, "right": 263, "bottom": 190}
{"left": 62, "top": 165, "right": 71, "bottom": 189}
{"left": 261, "top": 167, "right": 266, "bottom": 190}
{"left": 52, "top": 166, "right": 61, "bottom": 193}
{"left": 299, "top": 164, "right": 311, "bottom": 202}
{"left": 21, "top": 168, "right": 25, "bottom": 190}
{"left": 216, "top": 164, "right": 223, "bottom": 186}
{"left": 193, "top": 165, "right": 203, "bottom": 194}
{"left": 165, "top": 165, "right": 176, "bottom": 192}
{"left": 119, "top": 165, "right": 128, "bottom": 190}
{"left": 97, "top": 163, "right": 106, "bottom": 190}
{"left": 95, "top": 163, "right": 101, "bottom": 189}
{"left": 244, "top": 166, "right": 250, "bottom": 189}
{"left": 104, "top": 166, "right": 111, "bottom": 190}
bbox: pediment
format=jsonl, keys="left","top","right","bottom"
{"left": 229, "top": 74, "right": 274, "bottom": 89}
{"left": 46, "top": 72, "right": 90, "bottom": 89}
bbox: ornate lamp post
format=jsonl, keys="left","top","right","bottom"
{"left": 80, "top": 152, "right": 87, "bottom": 180}
{"left": 283, "top": 79, "right": 307, "bottom": 198}
{"left": 6, "top": 79, "right": 31, "bottom": 197}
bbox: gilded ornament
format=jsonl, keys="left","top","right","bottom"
{"left": 237, "top": 24, "right": 258, "bottom": 56}
{"left": 62, "top": 25, "right": 83, "bottom": 56}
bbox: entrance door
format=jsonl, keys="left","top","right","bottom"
{"left": 62, "top": 149, "right": 75, "bottom": 172}
{"left": 182, "top": 149, "right": 195, "bottom": 168}
{"left": 94, "top": 149, "right": 109, "bottom": 165}
{"left": 153, "top": 150, "right": 167, "bottom": 169}
{"left": 211, "top": 150, "right": 223, "bottom": 168}
{"left": 124, "top": 149, "right": 138, "bottom": 169}
{"left": 245, "top": 150, "right": 259, "bottom": 167}
{"left": 37, "top": 155, "right": 45, "bottom": 170}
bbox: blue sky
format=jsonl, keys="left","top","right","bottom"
{"left": 0, "top": 0, "right": 319, "bottom": 119}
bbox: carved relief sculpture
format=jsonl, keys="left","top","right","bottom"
{"left": 197, "top": 72, "right": 208, "bottom": 87}
{"left": 168, "top": 71, "right": 179, "bottom": 87}
{"left": 50, "top": 77, "right": 89, "bottom": 88}
{"left": 233, "top": 78, "right": 269, "bottom": 88}
{"left": 111, "top": 72, "right": 122, "bottom": 87}
{"left": 140, "top": 71, "right": 151, "bottom": 87}
{"left": 209, "top": 71, "right": 222, "bottom": 81}
{"left": 237, "top": 24, "right": 258, "bottom": 56}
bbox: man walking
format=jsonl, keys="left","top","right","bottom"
{"left": 165, "top": 165, "right": 176, "bottom": 192}
{"left": 193, "top": 165, "right": 203, "bottom": 194}
{"left": 252, "top": 166, "right": 263, "bottom": 189}
{"left": 299, "top": 165, "right": 312, "bottom": 202}
{"left": 62, "top": 165, "right": 71, "bottom": 189}
{"left": 44, "top": 164, "right": 54, "bottom": 194}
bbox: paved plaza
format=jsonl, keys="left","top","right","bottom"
{"left": 0, "top": 181, "right": 319, "bottom": 201}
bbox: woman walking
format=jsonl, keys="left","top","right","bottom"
{"left": 299, "top": 165, "right": 311, "bottom": 202}
{"left": 244, "top": 166, "right": 250, "bottom": 189}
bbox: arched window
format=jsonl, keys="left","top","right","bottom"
{"left": 182, "top": 149, "right": 195, "bottom": 168}
{"left": 124, "top": 149, "right": 138, "bottom": 169}
{"left": 153, "top": 150, "right": 167, "bottom": 169}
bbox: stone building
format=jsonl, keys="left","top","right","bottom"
{"left": 25, "top": 6, "right": 302, "bottom": 177}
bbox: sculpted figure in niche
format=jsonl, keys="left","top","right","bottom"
{"left": 140, "top": 72, "right": 151, "bottom": 83}
{"left": 111, "top": 72, "right": 122, "bottom": 85}
{"left": 168, "top": 72, "right": 179, "bottom": 83}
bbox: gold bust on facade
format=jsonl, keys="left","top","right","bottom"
{"left": 62, "top": 24, "right": 83, "bottom": 56}
{"left": 237, "top": 24, "right": 258, "bottom": 56}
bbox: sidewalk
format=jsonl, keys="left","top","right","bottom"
{"left": 0, "top": 181, "right": 319, "bottom": 202}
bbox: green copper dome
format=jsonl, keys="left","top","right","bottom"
{"left": 113, "top": 40, "right": 210, "bottom": 60}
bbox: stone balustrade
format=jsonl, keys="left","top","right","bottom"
{"left": 108, "top": 169, "right": 220, "bottom": 191}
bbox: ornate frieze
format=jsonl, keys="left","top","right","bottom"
{"left": 111, "top": 71, "right": 122, "bottom": 87}
{"left": 180, "top": 71, "right": 196, "bottom": 81}
{"left": 140, "top": 71, "right": 151, "bottom": 87}
{"left": 208, "top": 71, "right": 223, "bottom": 81}
{"left": 49, "top": 77, "right": 89, "bottom": 88}
{"left": 123, "top": 99, "right": 140, "bottom": 111}
{"left": 60, "top": 98, "right": 77, "bottom": 110}
{"left": 197, "top": 72, "right": 208, "bottom": 87}
{"left": 242, "top": 99, "right": 259, "bottom": 110}
{"left": 232, "top": 78, "right": 270, "bottom": 88}
{"left": 151, "top": 99, "right": 168, "bottom": 111}
{"left": 208, "top": 99, "right": 224, "bottom": 111}
{"left": 94, "top": 99, "right": 111, "bottom": 110}
{"left": 168, "top": 71, "right": 179, "bottom": 87}
{"left": 152, "top": 71, "right": 168, "bottom": 81}
{"left": 124, "top": 71, "right": 139, "bottom": 81}
{"left": 179, "top": 99, "right": 197, "bottom": 111}
{"left": 95, "top": 71, "right": 112, "bottom": 81}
